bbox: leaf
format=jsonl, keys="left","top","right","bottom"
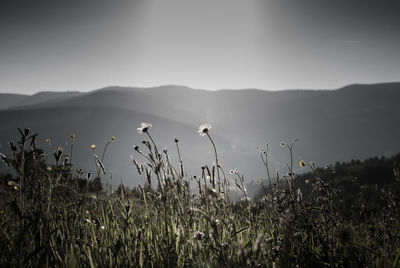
{"left": 230, "top": 227, "right": 250, "bottom": 241}
{"left": 93, "top": 154, "right": 106, "bottom": 174}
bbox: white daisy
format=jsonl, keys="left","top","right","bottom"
{"left": 197, "top": 123, "right": 212, "bottom": 137}
{"left": 137, "top": 122, "right": 152, "bottom": 134}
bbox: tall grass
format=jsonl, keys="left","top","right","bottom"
{"left": 0, "top": 125, "right": 399, "bottom": 267}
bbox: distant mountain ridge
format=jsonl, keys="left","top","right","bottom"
{"left": 0, "top": 82, "right": 399, "bottom": 193}
{"left": 0, "top": 93, "right": 29, "bottom": 109}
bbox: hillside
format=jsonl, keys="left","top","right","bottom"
{"left": 1, "top": 82, "right": 399, "bottom": 191}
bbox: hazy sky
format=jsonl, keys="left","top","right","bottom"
{"left": 0, "top": 0, "right": 399, "bottom": 94}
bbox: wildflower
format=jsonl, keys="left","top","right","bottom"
{"left": 100, "top": 226, "right": 105, "bottom": 230}
{"left": 70, "top": 133, "right": 76, "bottom": 140}
{"left": 45, "top": 138, "right": 50, "bottom": 144}
{"left": 305, "top": 179, "right": 310, "bottom": 184}
{"left": 47, "top": 166, "right": 52, "bottom": 172}
{"left": 111, "top": 136, "right": 116, "bottom": 141}
{"left": 197, "top": 123, "right": 212, "bottom": 137}
{"left": 206, "top": 175, "right": 211, "bottom": 180}
{"left": 57, "top": 146, "right": 63, "bottom": 152}
{"left": 86, "top": 218, "right": 91, "bottom": 224}
{"left": 85, "top": 210, "right": 90, "bottom": 214}
{"left": 90, "top": 144, "right": 96, "bottom": 150}
{"left": 221, "top": 242, "right": 229, "bottom": 249}
{"left": 137, "top": 122, "right": 152, "bottom": 134}
{"left": 7, "top": 181, "right": 13, "bottom": 186}
{"left": 299, "top": 160, "right": 306, "bottom": 168}
{"left": 14, "top": 186, "right": 19, "bottom": 191}
{"left": 194, "top": 231, "right": 204, "bottom": 240}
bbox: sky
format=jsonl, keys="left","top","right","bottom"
{"left": 0, "top": 0, "right": 399, "bottom": 94}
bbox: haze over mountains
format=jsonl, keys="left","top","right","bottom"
{"left": 1, "top": 82, "right": 399, "bottom": 193}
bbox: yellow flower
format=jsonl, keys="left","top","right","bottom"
{"left": 91, "top": 144, "right": 96, "bottom": 150}
{"left": 7, "top": 181, "right": 13, "bottom": 186}
{"left": 305, "top": 179, "right": 310, "bottom": 184}
{"left": 70, "top": 133, "right": 76, "bottom": 140}
{"left": 111, "top": 136, "right": 116, "bottom": 141}
{"left": 206, "top": 175, "right": 211, "bottom": 180}
{"left": 299, "top": 160, "right": 306, "bottom": 168}
{"left": 85, "top": 210, "right": 90, "bottom": 214}
{"left": 14, "top": 186, "right": 19, "bottom": 191}
{"left": 45, "top": 139, "right": 50, "bottom": 144}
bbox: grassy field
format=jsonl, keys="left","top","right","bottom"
{"left": 1, "top": 125, "right": 399, "bottom": 267}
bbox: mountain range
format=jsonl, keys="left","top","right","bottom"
{"left": 1, "top": 82, "right": 399, "bottom": 194}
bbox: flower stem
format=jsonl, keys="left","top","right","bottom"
{"left": 206, "top": 132, "right": 221, "bottom": 192}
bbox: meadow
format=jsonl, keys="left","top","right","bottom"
{"left": 0, "top": 124, "right": 399, "bottom": 267}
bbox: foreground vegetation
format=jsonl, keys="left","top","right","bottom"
{"left": 1, "top": 126, "right": 400, "bottom": 267}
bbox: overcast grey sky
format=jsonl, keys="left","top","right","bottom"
{"left": 0, "top": 0, "right": 399, "bottom": 94}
